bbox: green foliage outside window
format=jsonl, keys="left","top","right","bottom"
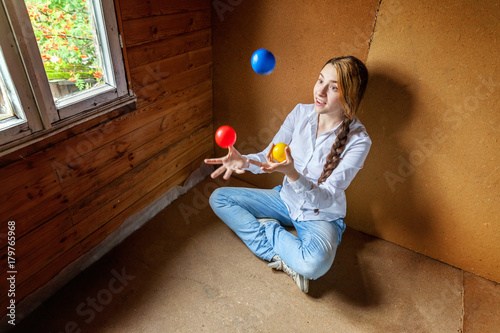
{"left": 26, "top": 0, "right": 104, "bottom": 91}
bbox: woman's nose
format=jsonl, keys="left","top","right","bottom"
{"left": 318, "top": 87, "right": 327, "bottom": 95}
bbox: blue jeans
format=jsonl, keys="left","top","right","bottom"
{"left": 209, "top": 186, "right": 345, "bottom": 280}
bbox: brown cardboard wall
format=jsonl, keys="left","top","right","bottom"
{"left": 212, "top": 0, "right": 379, "bottom": 186}
{"left": 212, "top": 0, "right": 500, "bottom": 283}
{"left": 350, "top": 0, "right": 500, "bottom": 282}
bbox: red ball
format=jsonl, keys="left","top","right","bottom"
{"left": 215, "top": 125, "right": 237, "bottom": 148}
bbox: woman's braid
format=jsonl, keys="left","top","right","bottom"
{"left": 317, "top": 117, "right": 352, "bottom": 185}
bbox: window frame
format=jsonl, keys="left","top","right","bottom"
{"left": 0, "top": 0, "right": 134, "bottom": 152}
{"left": 0, "top": 2, "right": 43, "bottom": 145}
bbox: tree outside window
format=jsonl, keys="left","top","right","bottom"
{"left": 25, "top": 0, "right": 105, "bottom": 101}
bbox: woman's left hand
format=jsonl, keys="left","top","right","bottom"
{"left": 248, "top": 145, "right": 301, "bottom": 182}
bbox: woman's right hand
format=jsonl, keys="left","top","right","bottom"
{"left": 204, "top": 146, "right": 249, "bottom": 180}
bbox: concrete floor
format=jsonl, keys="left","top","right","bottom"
{"left": 10, "top": 178, "right": 500, "bottom": 333}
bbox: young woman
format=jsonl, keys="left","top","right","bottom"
{"left": 205, "top": 56, "right": 371, "bottom": 293}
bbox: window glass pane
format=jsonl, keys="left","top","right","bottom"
{"left": 0, "top": 76, "right": 15, "bottom": 121}
{"left": 25, "top": 0, "right": 112, "bottom": 105}
{"left": 0, "top": 48, "right": 21, "bottom": 123}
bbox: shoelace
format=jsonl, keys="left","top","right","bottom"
{"left": 269, "top": 255, "right": 309, "bottom": 293}
{"left": 257, "top": 218, "right": 279, "bottom": 226}
{"left": 269, "top": 258, "right": 296, "bottom": 278}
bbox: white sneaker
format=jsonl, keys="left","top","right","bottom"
{"left": 257, "top": 218, "right": 280, "bottom": 226}
{"left": 269, "top": 255, "right": 309, "bottom": 293}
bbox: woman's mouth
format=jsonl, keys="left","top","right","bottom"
{"left": 315, "top": 98, "right": 326, "bottom": 106}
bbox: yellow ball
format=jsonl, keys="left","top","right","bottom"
{"left": 272, "top": 143, "right": 289, "bottom": 162}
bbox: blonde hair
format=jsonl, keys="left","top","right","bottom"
{"left": 317, "top": 56, "right": 369, "bottom": 186}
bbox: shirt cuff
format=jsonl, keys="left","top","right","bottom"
{"left": 288, "top": 174, "right": 312, "bottom": 193}
{"left": 242, "top": 155, "right": 262, "bottom": 174}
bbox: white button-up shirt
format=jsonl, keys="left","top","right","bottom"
{"left": 244, "top": 103, "right": 371, "bottom": 221}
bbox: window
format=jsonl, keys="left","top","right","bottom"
{"left": 0, "top": 5, "right": 42, "bottom": 144}
{"left": 0, "top": 0, "right": 133, "bottom": 150}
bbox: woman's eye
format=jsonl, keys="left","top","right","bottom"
{"left": 331, "top": 86, "right": 338, "bottom": 91}
{"left": 318, "top": 79, "right": 323, "bottom": 83}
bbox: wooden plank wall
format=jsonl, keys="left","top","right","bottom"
{"left": 0, "top": 0, "right": 213, "bottom": 318}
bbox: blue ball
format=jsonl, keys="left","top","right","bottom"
{"left": 251, "top": 49, "right": 276, "bottom": 75}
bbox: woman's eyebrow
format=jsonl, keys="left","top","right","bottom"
{"left": 319, "top": 73, "right": 337, "bottom": 83}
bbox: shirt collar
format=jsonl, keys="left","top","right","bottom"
{"left": 307, "top": 109, "right": 317, "bottom": 126}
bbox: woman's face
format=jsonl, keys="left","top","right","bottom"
{"left": 313, "top": 64, "right": 344, "bottom": 117}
